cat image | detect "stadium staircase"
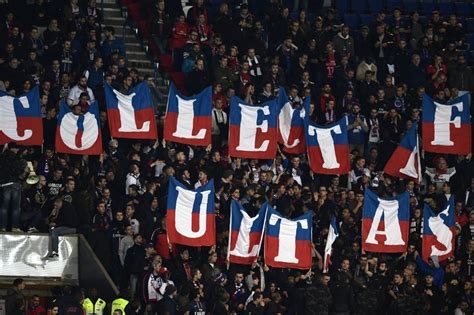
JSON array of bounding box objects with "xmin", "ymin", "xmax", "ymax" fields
[{"xmin": 102, "ymin": 0, "xmax": 170, "ymax": 114}]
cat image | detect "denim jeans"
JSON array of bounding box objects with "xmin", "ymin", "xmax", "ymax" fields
[
  {"xmin": 0, "ymin": 182, "xmax": 21, "ymax": 230},
  {"xmin": 129, "ymin": 274, "xmax": 139, "ymax": 299},
  {"xmin": 21, "ymin": 209, "xmax": 42, "ymax": 229},
  {"xmin": 50, "ymin": 226, "xmax": 76, "ymax": 252}
]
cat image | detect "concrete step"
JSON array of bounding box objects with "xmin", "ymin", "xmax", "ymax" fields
[
  {"xmin": 104, "ymin": 22, "xmax": 125, "ymax": 30},
  {"xmin": 102, "ymin": 8, "xmax": 122, "ymax": 18},
  {"xmin": 126, "ymin": 51, "xmax": 148, "ymax": 59},
  {"xmin": 104, "ymin": 16, "xmax": 126, "ymax": 22},
  {"xmin": 102, "ymin": 2, "xmax": 122, "ymax": 9},
  {"xmin": 101, "ymin": 0, "xmax": 169, "ymax": 88},
  {"xmin": 124, "ymin": 44, "xmax": 144, "ymax": 53},
  {"xmin": 128, "ymin": 59, "xmax": 153, "ymax": 67},
  {"xmin": 137, "ymin": 69, "xmax": 155, "ymax": 76}
]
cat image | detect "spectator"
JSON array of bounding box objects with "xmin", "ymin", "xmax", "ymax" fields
[
  {"xmin": 162, "ymin": 284, "xmax": 178, "ymax": 315},
  {"xmin": 101, "ymin": 26, "xmax": 126, "ymax": 59},
  {"xmin": 186, "ymin": 58, "xmax": 210, "ymax": 95},
  {"xmin": 67, "ymin": 75, "xmax": 95, "ymax": 106},
  {"xmin": 46, "ymin": 197, "xmax": 79, "ymax": 258},
  {"xmin": 333, "ymin": 25, "xmax": 355, "ymax": 58},
  {"xmin": 449, "ymin": 54, "xmax": 474, "ymax": 92},
  {"xmin": 0, "ymin": 2, "xmax": 473, "ymax": 314},
  {"xmin": 150, "ymin": 0, "xmax": 172, "ymax": 55},
  {"xmin": 124, "ymin": 233, "xmax": 145, "ymax": 299},
  {"xmin": 347, "ymin": 103, "xmax": 368, "ymax": 155},
  {"xmin": 5, "ymin": 278, "xmax": 26, "ymax": 315},
  {"xmin": 27, "ymin": 295, "xmax": 46, "ymax": 315}
]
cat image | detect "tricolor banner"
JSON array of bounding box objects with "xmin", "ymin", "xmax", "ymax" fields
[
  {"xmin": 422, "ymin": 196, "xmax": 455, "ymax": 263},
  {"xmin": 228, "ymin": 96, "xmax": 278, "ymax": 159},
  {"xmin": 277, "ymin": 88, "xmax": 306, "ymax": 154},
  {"xmin": 166, "ymin": 177, "xmax": 215, "ymax": 246},
  {"xmin": 0, "ymin": 86, "xmax": 43, "ymax": 145},
  {"xmin": 164, "ymin": 83, "xmax": 212, "ymax": 146},
  {"xmin": 362, "ymin": 189, "xmax": 409, "ymax": 253},
  {"xmin": 323, "ymin": 216, "xmax": 339, "ymax": 273},
  {"xmin": 384, "ymin": 122, "xmax": 422, "ymax": 183},
  {"xmin": 104, "ymin": 82, "xmax": 158, "ymax": 139},
  {"xmin": 305, "ymin": 117, "xmax": 350, "ymax": 174},
  {"xmin": 422, "ymin": 93, "xmax": 471, "ymax": 154},
  {"xmin": 264, "ymin": 207, "xmax": 312, "ymax": 269},
  {"xmin": 55, "ymin": 101, "xmax": 102, "ymax": 155},
  {"xmin": 227, "ymin": 200, "xmax": 267, "ymax": 265}
]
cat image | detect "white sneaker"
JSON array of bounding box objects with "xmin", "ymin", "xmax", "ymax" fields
[
  {"xmin": 27, "ymin": 227, "xmax": 39, "ymax": 233},
  {"xmin": 48, "ymin": 251, "xmax": 59, "ymax": 258}
]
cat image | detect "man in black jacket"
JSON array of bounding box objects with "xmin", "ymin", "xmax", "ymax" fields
[
  {"xmin": 5, "ymin": 278, "xmax": 26, "ymax": 315},
  {"xmin": 124, "ymin": 234, "xmax": 145, "ymax": 299},
  {"xmin": 185, "ymin": 58, "xmax": 210, "ymax": 95},
  {"xmin": 47, "ymin": 197, "xmax": 79, "ymax": 258},
  {"xmin": 304, "ymin": 274, "xmax": 332, "ymax": 315}
]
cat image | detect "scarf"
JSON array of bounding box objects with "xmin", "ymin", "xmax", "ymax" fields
[
  {"xmin": 147, "ymin": 273, "xmax": 163, "ymax": 302},
  {"xmin": 338, "ymin": 32, "xmax": 349, "ymax": 40},
  {"xmin": 369, "ymin": 118, "xmax": 379, "ymax": 142},
  {"xmin": 183, "ymin": 262, "xmax": 192, "ymax": 280},
  {"xmin": 248, "ymin": 56, "xmax": 262, "ymax": 77},
  {"xmin": 262, "ymin": 90, "xmax": 272, "ymax": 98},
  {"xmin": 325, "ymin": 109, "xmax": 335, "ymax": 124}
]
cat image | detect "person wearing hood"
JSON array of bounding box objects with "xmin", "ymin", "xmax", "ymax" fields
[
  {"xmin": 356, "ymin": 57, "xmax": 378, "ymax": 82},
  {"xmin": 332, "ymin": 25, "xmax": 355, "ymax": 59}
]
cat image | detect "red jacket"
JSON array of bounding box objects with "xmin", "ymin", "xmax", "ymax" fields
[{"xmin": 28, "ymin": 305, "xmax": 46, "ymax": 315}]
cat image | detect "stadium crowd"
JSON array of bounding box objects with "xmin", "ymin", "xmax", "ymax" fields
[{"xmin": 0, "ymin": 0, "xmax": 473, "ymax": 314}]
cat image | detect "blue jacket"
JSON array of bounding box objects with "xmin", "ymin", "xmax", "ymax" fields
[
  {"xmin": 85, "ymin": 66, "xmax": 104, "ymax": 89},
  {"xmin": 101, "ymin": 38, "xmax": 126, "ymax": 57},
  {"xmin": 347, "ymin": 114, "xmax": 367, "ymax": 145},
  {"xmin": 416, "ymin": 255, "xmax": 444, "ymax": 288}
]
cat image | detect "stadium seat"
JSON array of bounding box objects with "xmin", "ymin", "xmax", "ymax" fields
[
  {"xmin": 147, "ymin": 41, "xmax": 160, "ymax": 58},
  {"xmin": 438, "ymin": 2, "xmax": 455, "ymax": 15},
  {"xmin": 455, "ymin": 2, "xmax": 472, "ymax": 16},
  {"xmin": 335, "ymin": 0, "xmax": 350, "ymax": 14},
  {"xmin": 469, "ymin": 50, "xmax": 474, "ymax": 63},
  {"xmin": 159, "ymin": 54, "xmax": 173, "ymax": 73},
  {"xmin": 466, "ymin": 18, "xmax": 474, "ymax": 32},
  {"xmin": 418, "ymin": 15, "xmax": 428, "ymax": 26},
  {"xmin": 403, "ymin": 0, "xmax": 419, "ymax": 13},
  {"xmin": 136, "ymin": 20, "xmax": 149, "ymax": 39},
  {"xmin": 387, "ymin": 0, "xmax": 403, "ymax": 11},
  {"xmin": 169, "ymin": 72, "xmax": 187, "ymax": 94},
  {"xmin": 466, "ymin": 33, "xmax": 474, "ymax": 49},
  {"xmin": 344, "ymin": 14, "xmax": 360, "ymax": 29},
  {"xmin": 127, "ymin": 2, "xmax": 142, "ymax": 22},
  {"xmin": 351, "ymin": 0, "xmax": 368, "ymax": 14},
  {"xmin": 290, "ymin": 11, "xmax": 298, "ymax": 21},
  {"xmin": 360, "ymin": 14, "xmax": 375, "ymax": 27},
  {"xmin": 368, "ymin": 0, "xmax": 383, "ymax": 13},
  {"xmin": 420, "ymin": 2, "xmax": 435, "ymax": 16}
]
